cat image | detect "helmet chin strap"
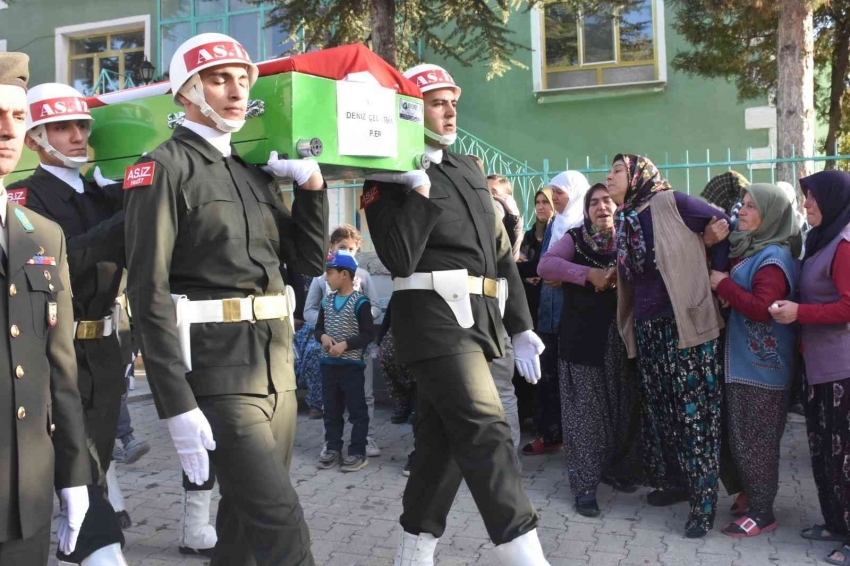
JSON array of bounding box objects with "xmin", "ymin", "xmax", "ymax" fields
[
  {"xmin": 425, "ymin": 128, "xmax": 457, "ymax": 147},
  {"xmin": 29, "ymin": 125, "xmax": 89, "ymax": 169},
  {"xmin": 180, "ymin": 76, "xmax": 245, "ymax": 134}
]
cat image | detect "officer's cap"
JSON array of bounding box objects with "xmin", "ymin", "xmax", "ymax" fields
[{"xmin": 0, "ymin": 52, "xmax": 30, "ymax": 91}]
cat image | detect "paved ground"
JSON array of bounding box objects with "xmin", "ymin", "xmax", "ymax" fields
[{"xmin": 47, "ymin": 378, "xmax": 841, "ymax": 566}]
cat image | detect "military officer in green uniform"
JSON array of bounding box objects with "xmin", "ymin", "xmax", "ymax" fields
[
  {"xmin": 124, "ymin": 33, "xmax": 327, "ymax": 566},
  {"xmin": 363, "ymin": 64, "xmax": 550, "ymax": 565},
  {"xmin": 0, "ymin": 52, "xmax": 91, "ymax": 565},
  {"xmin": 7, "ymin": 82, "xmax": 128, "ymax": 565}
]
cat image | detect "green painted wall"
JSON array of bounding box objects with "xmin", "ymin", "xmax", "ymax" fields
[
  {"xmin": 0, "ymin": 0, "xmax": 156, "ymax": 86},
  {"xmin": 426, "ymin": 3, "xmax": 771, "ymax": 191}
]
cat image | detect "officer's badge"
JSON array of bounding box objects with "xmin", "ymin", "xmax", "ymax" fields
[
  {"xmin": 360, "ymin": 185, "xmax": 379, "ymax": 209},
  {"xmin": 47, "ymin": 301, "xmax": 58, "ymax": 327},
  {"xmin": 123, "ymin": 162, "xmax": 156, "ymax": 189},
  {"xmin": 7, "ymin": 188, "xmax": 27, "ymax": 206}
]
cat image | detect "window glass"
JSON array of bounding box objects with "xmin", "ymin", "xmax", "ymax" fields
[
  {"xmin": 161, "ymin": 0, "xmax": 191, "ymax": 20},
  {"xmin": 229, "ymin": 0, "xmax": 260, "ymax": 10},
  {"xmin": 197, "ymin": 19, "xmax": 224, "ymax": 34},
  {"xmin": 70, "ymin": 58, "xmax": 94, "ymax": 95},
  {"xmin": 582, "ymin": 12, "xmax": 615, "ymax": 64},
  {"xmin": 544, "ymin": 4, "xmax": 578, "ymax": 68},
  {"xmin": 265, "ymin": 22, "xmax": 294, "ymax": 58},
  {"xmin": 161, "ymin": 22, "xmax": 192, "ymax": 72},
  {"xmin": 230, "ymin": 12, "xmax": 262, "ymax": 61},
  {"xmin": 111, "ymin": 31, "xmax": 145, "ymax": 50},
  {"xmin": 195, "ymin": 0, "xmax": 225, "ymax": 17},
  {"xmin": 71, "ymin": 36, "xmax": 106, "ymax": 56},
  {"xmin": 124, "ymin": 51, "xmax": 146, "ymax": 86},
  {"xmin": 619, "ymin": 0, "xmax": 653, "ymax": 62},
  {"xmin": 99, "ymin": 56, "xmax": 120, "ymax": 92}
]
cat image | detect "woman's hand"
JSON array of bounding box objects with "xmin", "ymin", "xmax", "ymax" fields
[
  {"xmin": 703, "ymin": 216, "xmax": 730, "ymax": 248},
  {"xmin": 587, "ymin": 268, "xmax": 610, "ymax": 292},
  {"xmin": 769, "ymin": 300, "xmax": 799, "ymax": 324},
  {"xmin": 525, "ymin": 277, "xmax": 541, "ymax": 286},
  {"xmin": 709, "ymin": 270, "xmax": 729, "ymax": 291}
]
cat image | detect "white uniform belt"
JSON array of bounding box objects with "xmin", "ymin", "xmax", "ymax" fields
[
  {"xmin": 184, "ymin": 295, "xmax": 290, "ymax": 324},
  {"xmin": 74, "ymin": 315, "xmax": 115, "ymax": 340},
  {"xmin": 393, "ymin": 272, "xmax": 500, "ymax": 298}
]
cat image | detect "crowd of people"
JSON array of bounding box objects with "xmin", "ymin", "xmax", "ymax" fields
[{"xmin": 2, "ymin": 25, "xmax": 850, "ymax": 566}]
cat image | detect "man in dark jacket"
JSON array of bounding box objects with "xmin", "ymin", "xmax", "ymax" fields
[{"xmin": 0, "ymin": 51, "xmax": 90, "ymax": 565}]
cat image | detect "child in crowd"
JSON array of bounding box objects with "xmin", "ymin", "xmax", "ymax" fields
[
  {"xmin": 302, "ymin": 224, "xmax": 383, "ymax": 457},
  {"xmin": 315, "ymin": 251, "xmax": 375, "ymax": 472}
]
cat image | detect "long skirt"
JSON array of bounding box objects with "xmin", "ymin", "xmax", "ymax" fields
[
  {"xmin": 636, "ymin": 317, "xmax": 722, "ymax": 532},
  {"xmin": 379, "ymin": 330, "xmax": 416, "ymax": 415},
  {"xmin": 726, "ymin": 383, "xmax": 788, "ymax": 518},
  {"xmin": 294, "ymin": 322, "xmax": 324, "ymax": 410},
  {"xmin": 805, "ymin": 376, "xmax": 850, "ymax": 537},
  {"xmin": 559, "ymin": 322, "xmax": 641, "ymax": 497}
]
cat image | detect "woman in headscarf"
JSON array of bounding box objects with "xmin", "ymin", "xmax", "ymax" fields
[
  {"xmin": 523, "ymin": 172, "xmax": 590, "ymax": 456},
  {"xmin": 538, "ymin": 184, "xmax": 640, "ymax": 517},
  {"xmin": 769, "ymin": 170, "xmax": 850, "ymax": 565},
  {"xmin": 707, "ymin": 184, "xmax": 800, "ymax": 538},
  {"xmin": 518, "ymin": 187, "xmax": 555, "ymax": 329},
  {"xmin": 703, "ymin": 170, "xmax": 750, "ymax": 219},
  {"xmin": 608, "ymin": 154, "xmax": 730, "ymax": 537}
]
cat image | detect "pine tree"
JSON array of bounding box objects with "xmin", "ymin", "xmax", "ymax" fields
[{"xmin": 263, "ymin": 0, "xmax": 544, "ymax": 79}]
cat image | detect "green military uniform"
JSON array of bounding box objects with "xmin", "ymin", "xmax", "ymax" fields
[
  {"xmin": 363, "ymin": 150, "xmax": 539, "ymax": 544},
  {"xmin": 0, "ymin": 199, "xmax": 90, "ymax": 561},
  {"xmin": 124, "ymin": 125, "xmax": 327, "ymax": 566}
]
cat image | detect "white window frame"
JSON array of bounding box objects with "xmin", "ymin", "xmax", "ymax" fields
[
  {"xmin": 0, "ymin": 2, "xmax": 8, "ymax": 10},
  {"xmin": 531, "ymin": 0, "xmax": 667, "ymax": 94},
  {"xmin": 0, "ymin": 40, "xmax": 7, "ymax": 52},
  {"xmin": 55, "ymin": 15, "xmax": 151, "ymax": 86}
]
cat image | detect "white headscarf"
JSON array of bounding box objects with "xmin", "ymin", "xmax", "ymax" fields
[{"xmin": 548, "ymin": 170, "xmax": 591, "ymax": 245}]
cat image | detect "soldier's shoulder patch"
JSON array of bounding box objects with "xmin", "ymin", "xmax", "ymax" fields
[
  {"xmin": 360, "ymin": 184, "xmax": 379, "ymax": 209},
  {"xmin": 123, "ymin": 162, "xmax": 157, "ymax": 190},
  {"xmin": 7, "ymin": 188, "xmax": 27, "ymax": 206}
]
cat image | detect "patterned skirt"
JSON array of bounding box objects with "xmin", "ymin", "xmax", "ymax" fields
[
  {"xmin": 294, "ymin": 322, "xmax": 324, "ymax": 410},
  {"xmin": 635, "ymin": 317, "xmax": 722, "ymax": 532},
  {"xmin": 559, "ymin": 322, "xmax": 641, "ymax": 497},
  {"xmin": 805, "ymin": 376, "xmax": 850, "ymax": 537}
]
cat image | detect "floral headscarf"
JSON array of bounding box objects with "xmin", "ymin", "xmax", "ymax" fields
[
  {"xmin": 613, "ymin": 154, "xmax": 672, "ymax": 279},
  {"xmin": 579, "ymin": 183, "xmax": 616, "ymax": 258}
]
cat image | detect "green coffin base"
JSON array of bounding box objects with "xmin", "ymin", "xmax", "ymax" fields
[{"xmin": 8, "ymin": 72, "xmax": 425, "ymax": 184}]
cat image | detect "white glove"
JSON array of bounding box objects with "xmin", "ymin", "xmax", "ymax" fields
[
  {"xmin": 366, "ymin": 170, "xmax": 431, "ymax": 191},
  {"xmin": 93, "ymin": 166, "xmax": 115, "ymax": 188},
  {"xmin": 166, "ymin": 408, "xmax": 216, "ymax": 486},
  {"xmin": 513, "ymin": 330, "xmax": 545, "ymax": 385},
  {"xmin": 262, "ymin": 151, "xmax": 321, "ymax": 186},
  {"xmin": 58, "ymin": 485, "xmax": 89, "ymax": 555}
]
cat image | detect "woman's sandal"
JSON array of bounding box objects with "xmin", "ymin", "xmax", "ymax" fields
[
  {"xmin": 730, "ymin": 493, "xmax": 749, "ymax": 517},
  {"xmin": 826, "ymin": 546, "xmax": 850, "ymax": 566},
  {"xmin": 801, "ymin": 524, "xmax": 845, "ymax": 542},
  {"xmin": 722, "ymin": 516, "xmax": 777, "ymax": 538}
]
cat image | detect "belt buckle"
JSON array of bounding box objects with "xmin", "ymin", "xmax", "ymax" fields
[
  {"xmin": 253, "ymin": 295, "xmax": 283, "ymax": 321},
  {"xmin": 221, "ymin": 297, "xmax": 245, "ymax": 323},
  {"xmin": 76, "ymin": 320, "xmax": 103, "ymax": 340},
  {"xmin": 483, "ymin": 278, "xmax": 498, "ymax": 298}
]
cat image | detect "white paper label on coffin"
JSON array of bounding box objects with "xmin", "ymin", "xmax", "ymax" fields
[{"xmin": 336, "ymin": 80, "xmax": 398, "ymax": 158}]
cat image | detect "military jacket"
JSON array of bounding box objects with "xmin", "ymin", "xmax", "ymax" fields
[
  {"xmin": 7, "ymin": 168, "xmax": 126, "ymax": 404},
  {"xmin": 124, "ymin": 126, "xmax": 328, "ymax": 419},
  {"xmin": 363, "ymin": 150, "xmax": 533, "ymax": 365},
  {"xmin": 0, "ymin": 202, "xmax": 89, "ymax": 541}
]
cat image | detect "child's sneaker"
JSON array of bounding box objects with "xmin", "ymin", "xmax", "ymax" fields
[
  {"xmin": 340, "ymin": 454, "xmax": 369, "ymax": 472},
  {"xmin": 317, "ymin": 449, "xmax": 340, "ymax": 469},
  {"xmin": 366, "ymin": 436, "xmax": 381, "ymax": 457}
]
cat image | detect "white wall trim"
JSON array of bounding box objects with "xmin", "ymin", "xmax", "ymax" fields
[
  {"xmin": 0, "ymin": 40, "xmax": 7, "ymax": 53},
  {"xmin": 530, "ymin": 0, "xmax": 667, "ymax": 92},
  {"xmin": 0, "ymin": 2, "xmax": 8, "ymax": 10},
  {"xmin": 54, "ymin": 14, "xmax": 151, "ymax": 85}
]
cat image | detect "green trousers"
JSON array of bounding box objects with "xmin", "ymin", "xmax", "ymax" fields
[{"xmin": 401, "ymin": 352, "xmax": 538, "ymax": 545}]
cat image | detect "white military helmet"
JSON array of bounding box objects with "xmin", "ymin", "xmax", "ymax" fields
[
  {"xmin": 402, "ymin": 63, "xmax": 461, "ymax": 147},
  {"xmin": 169, "ymin": 33, "xmax": 259, "ymax": 133},
  {"xmin": 25, "ymin": 83, "xmax": 92, "ymax": 169},
  {"xmin": 402, "ymin": 63, "xmax": 461, "ymax": 98}
]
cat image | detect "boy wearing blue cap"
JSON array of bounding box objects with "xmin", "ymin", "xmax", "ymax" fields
[{"xmin": 314, "ymin": 250, "xmax": 375, "ymax": 472}]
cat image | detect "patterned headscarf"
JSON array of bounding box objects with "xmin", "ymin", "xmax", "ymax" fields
[
  {"xmin": 579, "ymin": 184, "xmax": 617, "ymax": 259},
  {"xmin": 613, "ymin": 154, "xmax": 672, "ymax": 279},
  {"xmin": 702, "ymin": 171, "xmax": 749, "ymax": 217}
]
